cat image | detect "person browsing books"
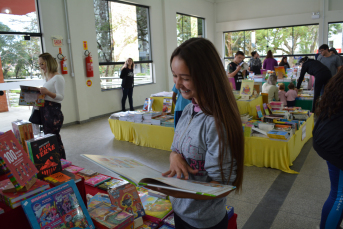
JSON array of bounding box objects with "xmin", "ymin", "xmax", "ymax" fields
[
  {"xmin": 172, "ymin": 84, "xmax": 191, "ymax": 128},
  {"xmin": 248, "ymin": 51, "xmax": 262, "ymax": 75},
  {"xmin": 279, "ymin": 56, "xmax": 290, "ymax": 71},
  {"xmin": 263, "ymin": 50, "xmax": 278, "ymax": 71},
  {"xmin": 228, "ymin": 51, "xmax": 246, "ymax": 90},
  {"xmin": 149, "ymin": 38, "xmax": 244, "ymax": 229},
  {"xmin": 297, "ymin": 57, "xmax": 332, "ymax": 112},
  {"xmin": 37, "ymin": 53, "xmax": 66, "ymax": 159},
  {"xmin": 278, "ymin": 83, "xmax": 287, "ymax": 106},
  {"xmin": 313, "ymin": 68, "xmax": 343, "ymax": 229},
  {"xmin": 285, "ymin": 82, "xmax": 297, "ymax": 107},
  {"xmin": 262, "ymin": 73, "xmax": 279, "ymax": 103},
  {"xmin": 120, "ymin": 58, "xmax": 134, "ymax": 111}
]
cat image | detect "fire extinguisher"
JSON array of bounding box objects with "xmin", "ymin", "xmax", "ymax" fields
[
  {"xmin": 57, "ymin": 53, "xmax": 68, "ymax": 74},
  {"xmin": 85, "ymin": 50, "xmax": 94, "ymax": 77}
]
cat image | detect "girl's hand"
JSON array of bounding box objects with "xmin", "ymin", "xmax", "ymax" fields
[
  {"xmin": 40, "ymin": 87, "xmax": 49, "ymax": 95},
  {"xmin": 162, "ymin": 152, "xmax": 198, "ymax": 180}
]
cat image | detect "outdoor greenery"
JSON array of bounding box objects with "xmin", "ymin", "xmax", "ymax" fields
[{"xmin": 176, "ymin": 14, "xmax": 204, "ymax": 46}]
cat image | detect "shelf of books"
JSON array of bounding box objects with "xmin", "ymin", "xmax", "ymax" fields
[{"xmin": 0, "ymin": 127, "xmax": 238, "ymax": 229}]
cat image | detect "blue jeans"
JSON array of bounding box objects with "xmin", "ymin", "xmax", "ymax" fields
[{"xmin": 320, "ymin": 161, "xmax": 343, "ymax": 229}]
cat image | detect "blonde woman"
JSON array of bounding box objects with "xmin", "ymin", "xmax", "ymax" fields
[
  {"xmin": 38, "ymin": 53, "xmax": 66, "ymax": 159},
  {"xmin": 120, "ymin": 58, "xmax": 134, "ymax": 111}
]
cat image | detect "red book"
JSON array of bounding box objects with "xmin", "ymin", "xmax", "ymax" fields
[{"xmin": 0, "ymin": 131, "xmax": 38, "ymax": 191}]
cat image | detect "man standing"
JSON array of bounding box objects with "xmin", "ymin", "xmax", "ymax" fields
[
  {"xmin": 318, "ymin": 44, "xmax": 342, "ymax": 77},
  {"xmin": 329, "ymin": 47, "xmax": 343, "ymax": 66}
]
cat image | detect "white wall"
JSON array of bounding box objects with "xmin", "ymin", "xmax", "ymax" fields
[
  {"xmin": 214, "ymin": 0, "xmax": 343, "ymax": 57},
  {"xmin": 38, "ymin": 0, "xmax": 215, "ymax": 124}
]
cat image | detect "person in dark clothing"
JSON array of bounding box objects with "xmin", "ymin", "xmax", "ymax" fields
[
  {"xmin": 313, "ymin": 67, "xmax": 343, "ymax": 229},
  {"xmin": 248, "ymin": 51, "xmax": 262, "ymax": 75},
  {"xmin": 120, "ymin": 58, "xmax": 134, "ymax": 111},
  {"xmin": 228, "ymin": 51, "xmax": 246, "ymax": 90},
  {"xmin": 279, "ymin": 56, "xmax": 290, "ymax": 70},
  {"xmin": 297, "ymin": 57, "xmax": 332, "ymax": 112}
]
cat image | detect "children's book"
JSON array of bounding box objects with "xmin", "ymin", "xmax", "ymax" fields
[
  {"xmin": 60, "ymin": 159, "xmax": 72, "ymax": 169},
  {"xmin": 64, "ymin": 165, "xmax": 84, "ymax": 174},
  {"xmin": 81, "ymin": 155, "xmax": 236, "ymax": 197},
  {"xmin": 148, "ymin": 189, "xmax": 168, "ymax": 200},
  {"xmin": 19, "ymin": 85, "xmax": 45, "ymax": 107},
  {"xmin": 0, "ymin": 131, "xmax": 38, "ymax": 191},
  {"xmin": 267, "ymin": 130, "xmax": 291, "ymax": 141},
  {"xmin": 11, "ymin": 120, "xmax": 34, "ymax": 153},
  {"xmin": 107, "ymin": 179, "xmax": 145, "ymax": 219},
  {"xmin": 25, "ymin": 134, "xmax": 62, "ymax": 179},
  {"xmin": 226, "ymin": 205, "xmax": 234, "ymax": 220},
  {"xmin": 77, "ymin": 172, "xmax": 98, "ymax": 181},
  {"xmin": 0, "ymin": 179, "xmax": 50, "ymax": 208},
  {"xmin": 162, "ymin": 98, "xmax": 172, "ymax": 113},
  {"xmin": 88, "ymin": 202, "xmax": 134, "ymax": 229},
  {"xmin": 21, "ymin": 180, "xmax": 95, "ymax": 229},
  {"xmin": 84, "ymin": 174, "xmax": 111, "ymax": 187},
  {"xmin": 43, "ymin": 170, "xmax": 82, "ymax": 186},
  {"xmin": 163, "ymin": 213, "xmax": 175, "ymax": 228},
  {"xmin": 140, "ymin": 194, "xmax": 173, "ymax": 224},
  {"xmin": 136, "ymin": 219, "xmax": 159, "ymax": 229},
  {"xmin": 78, "ymin": 169, "xmax": 97, "ymax": 177},
  {"xmin": 256, "ymin": 105, "xmax": 263, "ymax": 118},
  {"xmin": 88, "ymin": 193, "xmax": 112, "ymax": 208},
  {"xmin": 143, "ymin": 98, "xmax": 153, "ymax": 112},
  {"xmin": 263, "ymin": 103, "xmax": 270, "ymax": 115},
  {"xmin": 239, "ymin": 80, "xmax": 254, "ymax": 97},
  {"xmin": 97, "ymin": 178, "xmax": 123, "ymax": 191}
]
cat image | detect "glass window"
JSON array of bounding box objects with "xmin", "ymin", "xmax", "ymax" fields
[
  {"xmin": 94, "ymin": 0, "xmax": 153, "ymax": 89},
  {"xmin": 328, "ymin": 22, "xmax": 343, "ymax": 53},
  {"xmin": 224, "ymin": 24, "xmax": 319, "ymax": 60},
  {"xmin": 176, "ymin": 13, "xmax": 205, "ymax": 46}
]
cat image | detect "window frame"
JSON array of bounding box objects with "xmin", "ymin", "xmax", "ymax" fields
[
  {"xmin": 98, "ymin": 0, "xmax": 154, "ymax": 91},
  {"xmin": 223, "ymin": 23, "xmax": 319, "ymax": 60},
  {"xmin": 328, "ymin": 21, "xmax": 343, "ymax": 54},
  {"xmin": 176, "ymin": 12, "xmax": 205, "ymax": 46}
]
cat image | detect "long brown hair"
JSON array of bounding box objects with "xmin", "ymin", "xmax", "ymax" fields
[
  {"xmin": 170, "ymin": 38, "xmax": 244, "ymax": 192},
  {"xmin": 121, "ymin": 58, "xmax": 134, "ymax": 70},
  {"xmin": 266, "ymin": 50, "xmax": 273, "ymax": 59},
  {"xmin": 316, "ymin": 67, "xmax": 343, "ymax": 118}
]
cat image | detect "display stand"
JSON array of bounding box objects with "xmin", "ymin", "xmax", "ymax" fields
[
  {"xmin": 236, "ymin": 96, "xmax": 263, "ymax": 119},
  {"xmin": 150, "ymin": 96, "xmax": 175, "ymax": 113}
]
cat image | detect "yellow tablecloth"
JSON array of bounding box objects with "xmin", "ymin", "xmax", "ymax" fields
[
  {"xmin": 109, "ymin": 113, "xmax": 314, "ymax": 174},
  {"xmin": 150, "ymin": 97, "xmax": 175, "ymax": 113},
  {"xmin": 244, "ymin": 114, "xmax": 314, "ymax": 174},
  {"xmin": 108, "ymin": 119, "xmax": 174, "ymax": 151},
  {"xmin": 236, "ymin": 96, "xmax": 263, "ymax": 119}
]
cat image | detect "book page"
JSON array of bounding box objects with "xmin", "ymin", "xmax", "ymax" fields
[
  {"xmin": 81, "ymin": 155, "xmax": 164, "ymax": 185},
  {"xmin": 24, "ymin": 93, "xmax": 38, "ymax": 102}
]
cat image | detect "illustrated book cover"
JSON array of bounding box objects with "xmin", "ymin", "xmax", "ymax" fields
[
  {"xmin": 239, "ymin": 80, "xmax": 254, "ymax": 97},
  {"xmin": 61, "ymin": 159, "xmax": 72, "ymax": 169},
  {"xmin": 21, "ymin": 180, "xmax": 95, "ymax": 229},
  {"xmin": 140, "ymin": 193, "xmax": 173, "ymax": 224},
  {"xmin": 84, "ymin": 174, "xmax": 111, "ymax": 187},
  {"xmin": 64, "ymin": 165, "xmax": 84, "ymax": 174},
  {"xmin": 81, "ymin": 155, "xmax": 235, "ymax": 197},
  {"xmin": 256, "ymin": 105, "xmax": 263, "ymax": 118},
  {"xmin": 44, "ymin": 170, "xmax": 82, "ymax": 187},
  {"xmin": 19, "ymin": 85, "xmax": 45, "ymax": 107},
  {"xmin": 162, "ymin": 98, "xmax": 172, "ymax": 113}
]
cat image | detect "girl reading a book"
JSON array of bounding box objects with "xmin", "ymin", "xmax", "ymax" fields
[
  {"xmin": 149, "ymin": 38, "xmax": 244, "ymax": 229},
  {"xmin": 313, "ymin": 68, "xmax": 343, "ymax": 229},
  {"xmin": 37, "ymin": 53, "xmax": 66, "ymax": 159}
]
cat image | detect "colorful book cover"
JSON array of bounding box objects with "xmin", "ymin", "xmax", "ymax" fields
[
  {"xmin": 162, "ymin": 98, "xmax": 172, "ymax": 113},
  {"xmin": 61, "ymin": 159, "xmax": 72, "ymax": 169},
  {"xmin": 136, "ymin": 219, "xmax": 159, "ymax": 229},
  {"xmin": 263, "ymin": 103, "xmax": 270, "ymax": 116},
  {"xmin": 226, "ymin": 205, "xmax": 234, "ymax": 220},
  {"xmin": 76, "ymin": 173, "xmax": 98, "ymax": 181},
  {"xmin": 78, "ymin": 169, "xmax": 97, "ymax": 177},
  {"xmin": 239, "ymin": 80, "xmax": 254, "ymax": 96},
  {"xmin": 88, "ymin": 202, "xmax": 134, "ymax": 229},
  {"xmin": 143, "ymin": 98, "xmax": 153, "ymax": 112},
  {"xmin": 88, "ymin": 193, "xmax": 112, "ymax": 208},
  {"xmin": 11, "ymin": 120, "xmax": 34, "ymax": 153},
  {"xmin": 256, "ymin": 105, "xmax": 263, "ymax": 118},
  {"xmin": 25, "ymin": 134, "xmax": 62, "ymax": 179},
  {"xmin": 97, "ymin": 178, "xmax": 123, "ymax": 191},
  {"xmin": 107, "ymin": 180, "xmax": 146, "ymax": 219},
  {"xmin": 84, "ymin": 174, "xmax": 111, "ymax": 187},
  {"xmin": 43, "ymin": 170, "xmax": 82, "ymax": 187},
  {"xmin": 140, "ymin": 194, "xmax": 173, "ymax": 223},
  {"xmin": 163, "ymin": 213, "xmax": 175, "ymax": 228},
  {"xmin": 0, "ymin": 131, "xmax": 38, "ymax": 191},
  {"xmin": 19, "ymin": 85, "xmax": 45, "ymax": 107},
  {"xmin": 0, "ymin": 179, "xmax": 49, "ymax": 205},
  {"xmin": 21, "ymin": 180, "xmax": 95, "ymax": 229},
  {"xmin": 267, "ymin": 130, "xmax": 290, "ymax": 140},
  {"xmin": 64, "ymin": 165, "xmax": 84, "ymax": 174}
]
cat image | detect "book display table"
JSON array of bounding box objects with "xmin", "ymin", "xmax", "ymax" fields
[
  {"xmin": 295, "ymin": 98, "xmax": 313, "ymax": 111},
  {"xmin": 109, "ymin": 119, "xmax": 174, "ymax": 151},
  {"xmin": 236, "ymin": 96, "xmax": 263, "ymax": 119},
  {"xmin": 0, "ymin": 175, "xmax": 87, "ymax": 229},
  {"xmin": 244, "ymin": 114, "xmax": 314, "ymax": 174}
]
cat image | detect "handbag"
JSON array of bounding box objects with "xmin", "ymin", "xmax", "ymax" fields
[{"xmin": 29, "ymin": 109, "xmax": 43, "ymax": 125}]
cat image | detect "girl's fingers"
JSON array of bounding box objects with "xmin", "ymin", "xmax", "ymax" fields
[{"xmin": 162, "ymin": 170, "xmax": 171, "ymax": 176}]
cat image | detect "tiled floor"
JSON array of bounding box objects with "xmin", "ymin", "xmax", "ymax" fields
[{"xmin": 1, "ymin": 112, "xmax": 341, "ymax": 228}]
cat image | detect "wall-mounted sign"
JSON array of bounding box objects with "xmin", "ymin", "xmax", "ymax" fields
[
  {"xmin": 83, "ymin": 41, "xmax": 88, "ymax": 50},
  {"xmin": 86, "ymin": 79, "xmax": 92, "ymax": 87},
  {"xmin": 52, "ymin": 36, "xmax": 63, "ymax": 47}
]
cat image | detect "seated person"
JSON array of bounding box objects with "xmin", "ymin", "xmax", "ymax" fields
[{"xmin": 262, "ymin": 73, "xmax": 279, "ymax": 103}]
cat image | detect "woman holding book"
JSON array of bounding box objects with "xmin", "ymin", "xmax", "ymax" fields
[
  {"xmin": 313, "ymin": 68, "xmax": 343, "ymax": 229},
  {"xmin": 148, "ymin": 38, "xmax": 244, "ymax": 229},
  {"xmin": 37, "ymin": 53, "xmax": 66, "ymax": 159}
]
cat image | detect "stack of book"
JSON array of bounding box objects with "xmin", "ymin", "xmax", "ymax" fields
[
  {"xmin": 143, "ymin": 111, "xmax": 162, "ymax": 124},
  {"xmin": 267, "ymin": 130, "xmax": 291, "ymax": 141},
  {"xmin": 84, "ymin": 174, "xmax": 112, "ymax": 187},
  {"xmin": 109, "ymin": 111, "xmax": 129, "ymax": 120},
  {"xmin": 44, "ymin": 169, "xmax": 82, "ymax": 186},
  {"xmin": 64, "ymin": 165, "xmax": 84, "ymax": 174},
  {"xmin": 270, "ymin": 101, "xmax": 284, "ymax": 111},
  {"xmin": 151, "ymin": 115, "xmax": 173, "ymax": 126},
  {"xmin": 161, "ymin": 119, "xmax": 174, "ymax": 128},
  {"xmin": 61, "ymin": 159, "xmax": 72, "ymax": 169},
  {"xmin": 134, "ymin": 112, "xmax": 144, "ymax": 123}
]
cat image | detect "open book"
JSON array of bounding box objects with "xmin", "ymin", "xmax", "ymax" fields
[{"xmin": 81, "ymin": 154, "xmax": 235, "ymax": 197}]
